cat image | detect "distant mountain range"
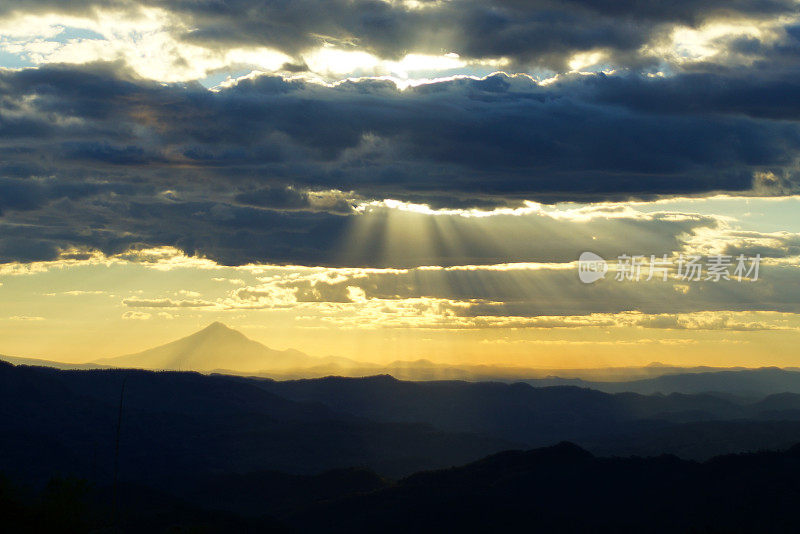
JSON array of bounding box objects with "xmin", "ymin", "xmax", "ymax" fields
[
  {"xmin": 255, "ymin": 374, "xmax": 800, "ymax": 449},
  {"xmin": 525, "ymin": 368, "xmax": 800, "ymax": 398},
  {"xmin": 4, "ymin": 322, "xmax": 800, "ymax": 397},
  {"xmin": 0, "ymin": 354, "xmax": 108, "ymax": 371}
]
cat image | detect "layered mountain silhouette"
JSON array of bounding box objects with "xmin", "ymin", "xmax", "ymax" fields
[
  {"xmin": 6, "ymin": 361, "xmax": 800, "ymax": 531},
  {"xmin": 255, "ymin": 374, "xmax": 800, "ymax": 450},
  {"xmin": 7, "ymin": 360, "xmax": 800, "ymax": 482}
]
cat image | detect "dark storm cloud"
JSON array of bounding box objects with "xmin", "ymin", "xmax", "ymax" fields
[
  {"xmin": 568, "ymin": 69, "xmax": 800, "ymax": 121},
  {"xmin": 2, "ymin": 64, "xmax": 799, "ymax": 201},
  {"xmin": 1, "ymin": 61, "xmax": 800, "ymax": 264},
  {"xmin": 1, "ymin": 1, "xmax": 797, "ymax": 70}
]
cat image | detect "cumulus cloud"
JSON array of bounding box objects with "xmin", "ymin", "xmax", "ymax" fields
[
  {"xmin": 0, "ymin": 0, "xmax": 797, "ymax": 77},
  {"xmin": 722, "ymin": 231, "xmax": 800, "ymax": 259}
]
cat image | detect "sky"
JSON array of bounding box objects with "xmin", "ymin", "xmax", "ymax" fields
[{"xmin": 1, "ymin": 0, "xmax": 800, "ymax": 368}]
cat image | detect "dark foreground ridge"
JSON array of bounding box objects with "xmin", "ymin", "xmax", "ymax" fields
[
  {"xmin": 293, "ymin": 441, "xmax": 800, "ymax": 533},
  {"xmin": 5, "ymin": 362, "xmax": 800, "ymax": 531},
  {"xmin": 5, "ymin": 442, "xmax": 800, "ymax": 533}
]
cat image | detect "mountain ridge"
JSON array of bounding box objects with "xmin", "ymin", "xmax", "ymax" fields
[{"xmin": 5, "ymin": 323, "xmax": 800, "ymax": 394}]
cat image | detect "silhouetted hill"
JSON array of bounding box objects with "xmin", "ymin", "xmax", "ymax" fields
[
  {"xmin": 291, "ymin": 442, "xmax": 800, "ymax": 533},
  {"xmin": 171, "ymin": 467, "xmax": 389, "ymax": 517},
  {"xmin": 9, "ymin": 443, "xmax": 800, "ymax": 533}
]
